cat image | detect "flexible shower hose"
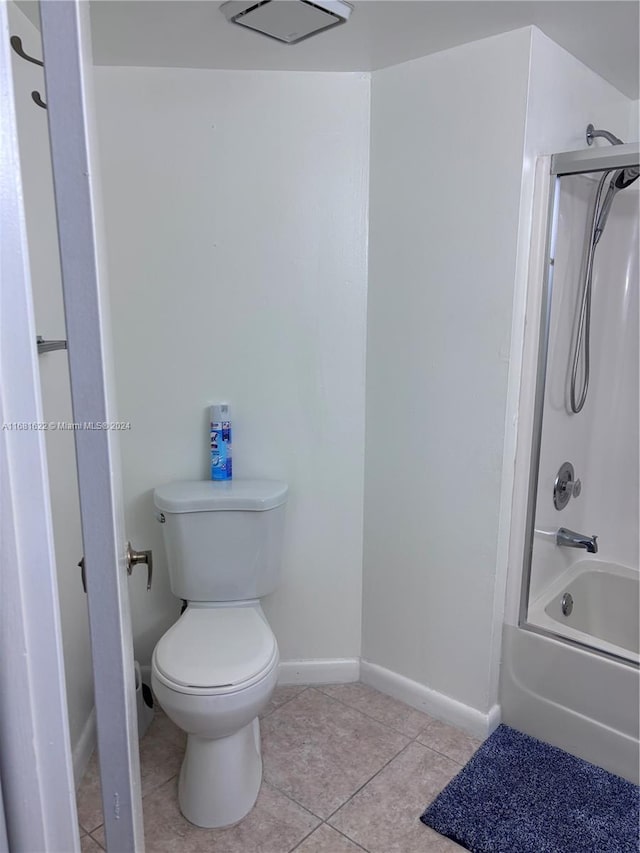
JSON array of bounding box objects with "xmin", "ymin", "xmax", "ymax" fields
[{"xmin": 569, "ymin": 171, "xmax": 612, "ymax": 413}]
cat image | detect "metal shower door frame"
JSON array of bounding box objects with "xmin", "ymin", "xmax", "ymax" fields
[{"xmin": 518, "ymin": 142, "xmax": 640, "ymax": 666}]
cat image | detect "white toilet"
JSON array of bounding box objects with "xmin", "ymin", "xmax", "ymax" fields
[{"xmin": 150, "ymin": 479, "xmax": 287, "ymax": 828}]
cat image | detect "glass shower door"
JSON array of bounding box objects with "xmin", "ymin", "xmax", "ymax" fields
[{"xmin": 520, "ymin": 153, "xmax": 639, "ymax": 666}]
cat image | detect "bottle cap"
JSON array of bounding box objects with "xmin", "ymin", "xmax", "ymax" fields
[{"xmin": 210, "ymin": 403, "xmax": 230, "ymax": 423}]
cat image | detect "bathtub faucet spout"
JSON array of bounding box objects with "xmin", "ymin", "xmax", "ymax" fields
[{"xmin": 556, "ymin": 527, "xmax": 598, "ymax": 554}]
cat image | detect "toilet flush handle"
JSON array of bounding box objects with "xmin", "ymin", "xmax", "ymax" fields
[{"xmin": 126, "ymin": 542, "xmax": 153, "ymax": 590}]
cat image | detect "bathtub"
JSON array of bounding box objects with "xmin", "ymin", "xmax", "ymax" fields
[
  {"xmin": 528, "ymin": 560, "xmax": 639, "ymax": 665},
  {"xmin": 500, "ymin": 560, "xmax": 639, "ymax": 784}
]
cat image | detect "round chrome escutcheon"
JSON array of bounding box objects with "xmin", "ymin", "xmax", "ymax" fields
[{"xmin": 554, "ymin": 461, "xmax": 575, "ymax": 510}]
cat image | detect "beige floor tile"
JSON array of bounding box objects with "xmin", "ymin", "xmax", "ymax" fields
[
  {"xmin": 261, "ymin": 688, "xmax": 409, "ymax": 819},
  {"xmin": 136, "ymin": 777, "xmax": 319, "ymax": 852},
  {"xmin": 76, "ymin": 753, "xmax": 103, "ymax": 833},
  {"xmin": 262, "ymin": 685, "xmax": 308, "ymax": 718},
  {"xmin": 294, "ymin": 824, "xmax": 366, "ymax": 851},
  {"xmin": 317, "ymin": 683, "xmax": 433, "ymax": 738},
  {"xmin": 80, "ymin": 832, "xmax": 104, "ymax": 852},
  {"xmin": 330, "ymin": 741, "xmax": 465, "ymax": 853},
  {"xmin": 415, "ymin": 718, "xmax": 482, "ymax": 766},
  {"xmin": 139, "ymin": 709, "xmax": 186, "ymax": 797}
]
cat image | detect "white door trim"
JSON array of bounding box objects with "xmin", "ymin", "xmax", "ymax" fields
[
  {"xmin": 0, "ymin": 2, "xmax": 79, "ymax": 848},
  {"xmin": 40, "ymin": 2, "xmax": 145, "ymax": 849}
]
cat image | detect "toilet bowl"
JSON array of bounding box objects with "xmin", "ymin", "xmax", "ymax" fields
[
  {"xmin": 151, "ymin": 603, "xmax": 279, "ymax": 827},
  {"xmin": 151, "ymin": 478, "xmax": 288, "ymax": 828}
]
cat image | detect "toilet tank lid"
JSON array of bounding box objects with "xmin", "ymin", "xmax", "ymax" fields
[{"xmin": 153, "ymin": 479, "xmax": 288, "ymax": 513}]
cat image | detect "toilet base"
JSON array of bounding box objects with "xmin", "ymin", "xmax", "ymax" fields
[{"xmin": 178, "ymin": 716, "xmax": 263, "ymax": 828}]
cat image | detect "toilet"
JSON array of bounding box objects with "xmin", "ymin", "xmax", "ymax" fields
[{"xmin": 150, "ymin": 479, "xmax": 287, "ymax": 828}]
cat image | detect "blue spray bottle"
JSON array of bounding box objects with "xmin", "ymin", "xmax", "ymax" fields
[{"xmin": 210, "ymin": 403, "xmax": 232, "ymax": 480}]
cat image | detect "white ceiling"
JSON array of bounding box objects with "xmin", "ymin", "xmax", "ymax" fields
[{"xmin": 16, "ymin": 1, "xmax": 640, "ymax": 98}]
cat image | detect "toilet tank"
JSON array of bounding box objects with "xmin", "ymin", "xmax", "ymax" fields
[{"xmin": 153, "ymin": 480, "xmax": 288, "ymax": 602}]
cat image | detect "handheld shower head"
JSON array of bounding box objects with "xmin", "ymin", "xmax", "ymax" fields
[{"xmin": 593, "ymin": 166, "xmax": 639, "ymax": 245}]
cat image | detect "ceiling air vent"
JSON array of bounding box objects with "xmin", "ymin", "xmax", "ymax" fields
[{"xmin": 220, "ymin": 0, "xmax": 353, "ymax": 44}]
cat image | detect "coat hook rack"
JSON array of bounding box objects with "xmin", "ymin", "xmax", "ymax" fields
[{"xmin": 10, "ymin": 35, "xmax": 47, "ymax": 110}]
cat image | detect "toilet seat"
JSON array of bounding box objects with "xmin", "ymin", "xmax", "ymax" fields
[{"xmin": 153, "ymin": 607, "xmax": 278, "ymax": 695}]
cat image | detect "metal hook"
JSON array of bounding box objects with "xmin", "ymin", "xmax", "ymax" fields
[
  {"xmin": 10, "ymin": 35, "xmax": 44, "ymax": 67},
  {"xmin": 31, "ymin": 91, "xmax": 47, "ymax": 110},
  {"xmin": 10, "ymin": 36, "xmax": 47, "ymax": 109}
]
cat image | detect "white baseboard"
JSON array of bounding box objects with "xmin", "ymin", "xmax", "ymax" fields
[
  {"xmin": 278, "ymin": 658, "xmax": 360, "ymax": 685},
  {"xmin": 122, "ymin": 659, "xmax": 501, "ymax": 743},
  {"xmin": 360, "ymin": 659, "xmax": 501, "ymax": 740},
  {"xmin": 72, "ymin": 708, "xmax": 96, "ymax": 789},
  {"xmin": 486, "ymin": 702, "xmax": 502, "ymax": 735}
]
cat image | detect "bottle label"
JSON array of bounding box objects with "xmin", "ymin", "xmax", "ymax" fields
[{"xmin": 210, "ymin": 421, "xmax": 232, "ymax": 480}]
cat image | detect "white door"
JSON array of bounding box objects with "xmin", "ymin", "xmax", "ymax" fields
[
  {"xmin": 39, "ymin": 2, "xmax": 145, "ymax": 850},
  {"xmin": 1, "ymin": 3, "xmax": 79, "ymax": 849}
]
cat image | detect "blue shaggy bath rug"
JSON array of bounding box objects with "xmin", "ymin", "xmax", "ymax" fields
[{"xmin": 420, "ymin": 724, "xmax": 639, "ymax": 853}]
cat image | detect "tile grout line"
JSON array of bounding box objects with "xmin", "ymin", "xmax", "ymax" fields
[
  {"xmin": 264, "ymin": 684, "xmax": 465, "ymax": 845},
  {"xmin": 263, "ymin": 691, "xmax": 414, "ymax": 828},
  {"xmin": 311, "ymin": 684, "xmax": 432, "ymax": 740},
  {"xmin": 87, "ymin": 829, "xmax": 105, "ymax": 850},
  {"xmin": 287, "ymin": 818, "xmax": 370, "ymax": 853},
  {"xmin": 310, "ymin": 681, "xmax": 468, "ymax": 778},
  {"xmin": 322, "ymin": 736, "xmax": 462, "ymax": 830},
  {"xmin": 327, "ymin": 823, "xmax": 370, "ymax": 851},
  {"xmin": 261, "ymin": 685, "xmax": 311, "ymax": 719},
  {"xmin": 407, "ymin": 724, "xmax": 466, "ymax": 762},
  {"xmin": 324, "ymin": 739, "xmax": 416, "ymax": 824},
  {"xmin": 313, "ymin": 682, "xmax": 482, "ymax": 760},
  {"xmin": 320, "ymin": 738, "xmax": 464, "ymax": 851},
  {"xmin": 310, "ymin": 684, "xmax": 467, "ymax": 769},
  {"xmin": 81, "ymin": 823, "xmax": 103, "ymax": 838},
  {"xmin": 83, "ymin": 683, "xmax": 467, "ymax": 851},
  {"xmin": 286, "ymin": 822, "xmax": 323, "ymax": 853},
  {"xmin": 264, "ymin": 779, "xmax": 326, "ymax": 826}
]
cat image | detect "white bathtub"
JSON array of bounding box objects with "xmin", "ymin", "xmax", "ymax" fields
[
  {"xmin": 528, "ymin": 560, "xmax": 639, "ymax": 664},
  {"xmin": 500, "ymin": 560, "xmax": 639, "ymax": 784}
]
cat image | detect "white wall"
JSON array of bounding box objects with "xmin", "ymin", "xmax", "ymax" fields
[
  {"xmin": 8, "ymin": 2, "xmax": 94, "ymax": 765},
  {"xmin": 502, "ymin": 28, "xmax": 637, "ymax": 625},
  {"xmin": 363, "ymin": 28, "xmax": 532, "ymax": 715},
  {"xmin": 93, "ymin": 68, "xmax": 370, "ymax": 666}
]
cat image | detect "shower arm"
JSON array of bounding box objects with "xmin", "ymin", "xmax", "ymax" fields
[{"xmin": 586, "ymin": 124, "xmax": 623, "ymax": 147}]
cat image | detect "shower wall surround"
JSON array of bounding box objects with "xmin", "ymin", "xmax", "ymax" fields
[
  {"xmin": 528, "ymin": 177, "xmax": 638, "ymax": 603},
  {"xmin": 503, "ymin": 28, "xmax": 637, "ymax": 627}
]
